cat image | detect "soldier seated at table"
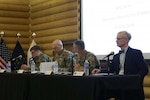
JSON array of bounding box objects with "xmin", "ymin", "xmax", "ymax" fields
[{"xmin": 21, "ymin": 45, "xmax": 51, "ymax": 71}]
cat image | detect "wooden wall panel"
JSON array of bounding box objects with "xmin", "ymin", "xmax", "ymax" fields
[
  {"xmin": 31, "ymin": 17, "xmax": 77, "ymax": 31},
  {"xmin": 3, "ymin": 37, "xmax": 29, "ymax": 44},
  {"xmin": 0, "ymin": 10, "xmax": 29, "ymax": 18},
  {"xmin": 30, "ymin": 0, "xmax": 75, "ymax": 11},
  {"xmin": 0, "ymin": 4, "xmax": 29, "ymax": 11},
  {"xmin": 30, "ymin": 0, "xmax": 80, "ymax": 58},
  {"xmin": 0, "ymin": 0, "xmax": 29, "ymax": 5},
  {"xmin": 0, "ymin": 0, "xmax": 30, "ymax": 55},
  {"xmin": 0, "ymin": 0, "xmax": 80, "ymax": 60},
  {"xmin": 0, "ymin": 17, "xmax": 29, "ymax": 25},
  {"xmin": 0, "ymin": 24, "xmax": 29, "ymax": 31},
  {"xmin": 35, "ymin": 25, "xmax": 78, "ymax": 37},
  {"xmin": 31, "ymin": 10, "xmax": 78, "ymax": 25},
  {"xmin": 35, "ymin": 33, "xmax": 78, "ymax": 44},
  {"xmin": 30, "ymin": 2, "xmax": 78, "ymax": 18},
  {"xmin": 30, "ymin": 0, "xmax": 50, "ymax": 6}
]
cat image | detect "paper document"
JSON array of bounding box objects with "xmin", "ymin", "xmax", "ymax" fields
[{"xmin": 39, "ymin": 62, "xmax": 55, "ymax": 73}]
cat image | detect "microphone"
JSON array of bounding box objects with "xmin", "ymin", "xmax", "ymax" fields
[
  {"xmin": 103, "ymin": 51, "xmax": 114, "ymax": 59},
  {"xmin": 72, "ymin": 53, "xmax": 78, "ymax": 58},
  {"xmin": 12, "ymin": 55, "xmax": 22, "ymax": 61},
  {"xmin": 71, "ymin": 53, "xmax": 78, "ymax": 75},
  {"xmin": 29, "ymin": 57, "xmax": 33, "ymax": 61}
]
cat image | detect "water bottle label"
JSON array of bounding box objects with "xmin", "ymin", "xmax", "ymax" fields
[
  {"xmin": 53, "ymin": 61, "xmax": 58, "ymax": 74},
  {"xmin": 84, "ymin": 65, "xmax": 89, "ymax": 75},
  {"xmin": 84, "ymin": 60, "xmax": 89, "ymax": 75},
  {"xmin": 6, "ymin": 61, "xmax": 11, "ymax": 72},
  {"xmin": 31, "ymin": 65, "xmax": 35, "ymax": 72}
]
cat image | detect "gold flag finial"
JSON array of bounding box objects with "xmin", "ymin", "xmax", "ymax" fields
[
  {"xmin": 32, "ymin": 32, "xmax": 36, "ymax": 39},
  {"xmin": 0, "ymin": 31, "xmax": 4, "ymax": 38},
  {"xmin": 17, "ymin": 33, "xmax": 21, "ymax": 38}
]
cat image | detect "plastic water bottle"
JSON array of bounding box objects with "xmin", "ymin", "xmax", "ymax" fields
[
  {"xmin": 84, "ymin": 60, "xmax": 89, "ymax": 75},
  {"xmin": 6, "ymin": 61, "xmax": 11, "ymax": 72},
  {"xmin": 30, "ymin": 60, "xmax": 35, "ymax": 72},
  {"xmin": 53, "ymin": 61, "xmax": 58, "ymax": 74}
]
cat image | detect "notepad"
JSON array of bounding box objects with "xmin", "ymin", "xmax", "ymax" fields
[{"xmin": 39, "ymin": 62, "xmax": 55, "ymax": 73}]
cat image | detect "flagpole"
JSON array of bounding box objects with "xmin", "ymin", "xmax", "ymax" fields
[
  {"xmin": 0, "ymin": 31, "xmax": 4, "ymax": 58},
  {"xmin": 0, "ymin": 31, "xmax": 4, "ymax": 59},
  {"xmin": 27, "ymin": 33, "xmax": 37, "ymax": 67}
]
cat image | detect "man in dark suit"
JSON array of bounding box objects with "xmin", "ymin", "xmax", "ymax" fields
[
  {"xmin": 110, "ymin": 31, "xmax": 148, "ymax": 77},
  {"xmin": 92, "ymin": 31, "xmax": 148, "ymax": 100}
]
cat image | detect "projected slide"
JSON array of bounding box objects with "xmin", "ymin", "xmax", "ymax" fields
[{"xmin": 81, "ymin": 0, "xmax": 150, "ymax": 59}]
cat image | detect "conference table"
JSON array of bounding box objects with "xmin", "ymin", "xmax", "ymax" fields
[{"xmin": 0, "ymin": 72, "xmax": 142, "ymax": 100}]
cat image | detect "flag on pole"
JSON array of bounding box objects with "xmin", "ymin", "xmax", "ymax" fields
[
  {"xmin": 27, "ymin": 39, "xmax": 36, "ymax": 67},
  {"xmin": 0, "ymin": 38, "xmax": 11, "ymax": 62},
  {"xmin": 11, "ymin": 40, "xmax": 27, "ymax": 70},
  {"xmin": 0, "ymin": 56, "xmax": 7, "ymax": 69}
]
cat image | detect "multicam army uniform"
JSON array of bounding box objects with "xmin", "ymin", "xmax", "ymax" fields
[
  {"xmin": 33, "ymin": 53, "xmax": 51, "ymax": 70},
  {"xmin": 76, "ymin": 50, "xmax": 100, "ymax": 72},
  {"xmin": 54, "ymin": 49, "xmax": 74, "ymax": 72}
]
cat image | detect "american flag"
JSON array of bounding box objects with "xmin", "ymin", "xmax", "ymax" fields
[{"xmin": 0, "ymin": 38, "xmax": 11, "ymax": 62}]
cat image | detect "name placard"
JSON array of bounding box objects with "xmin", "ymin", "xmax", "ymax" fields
[
  {"xmin": 73, "ymin": 71, "xmax": 84, "ymax": 76},
  {"xmin": 17, "ymin": 69, "xmax": 24, "ymax": 74}
]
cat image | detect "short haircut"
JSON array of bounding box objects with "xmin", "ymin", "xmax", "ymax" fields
[
  {"xmin": 30, "ymin": 45, "xmax": 41, "ymax": 51},
  {"xmin": 74, "ymin": 40, "xmax": 85, "ymax": 50},
  {"xmin": 118, "ymin": 31, "xmax": 132, "ymax": 41}
]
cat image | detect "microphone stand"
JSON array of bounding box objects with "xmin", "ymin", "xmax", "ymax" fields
[
  {"xmin": 71, "ymin": 54, "xmax": 77, "ymax": 75},
  {"xmin": 107, "ymin": 56, "xmax": 110, "ymax": 75},
  {"xmin": 71, "ymin": 56, "xmax": 74, "ymax": 75}
]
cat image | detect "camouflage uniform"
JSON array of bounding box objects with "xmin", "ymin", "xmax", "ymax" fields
[
  {"xmin": 33, "ymin": 53, "xmax": 51, "ymax": 70},
  {"xmin": 76, "ymin": 50, "xmax": 100, "ymax": 72},
  {"xmin": 54, "ymin": 49, "xmax": 74, "ymax": 72}
]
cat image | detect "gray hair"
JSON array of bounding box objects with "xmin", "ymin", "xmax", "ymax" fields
[{"xmin": 118, "ymin": 31, "xmax": 132, "ymax": 41}]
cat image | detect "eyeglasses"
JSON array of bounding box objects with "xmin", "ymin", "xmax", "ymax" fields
[
  {"xmin": 116, "ymin": 38, "xmax": 125, "ymax": 40},
  {"xmin": 52, "ymin": 46, "xmax": 60, "ymax": 50}
]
